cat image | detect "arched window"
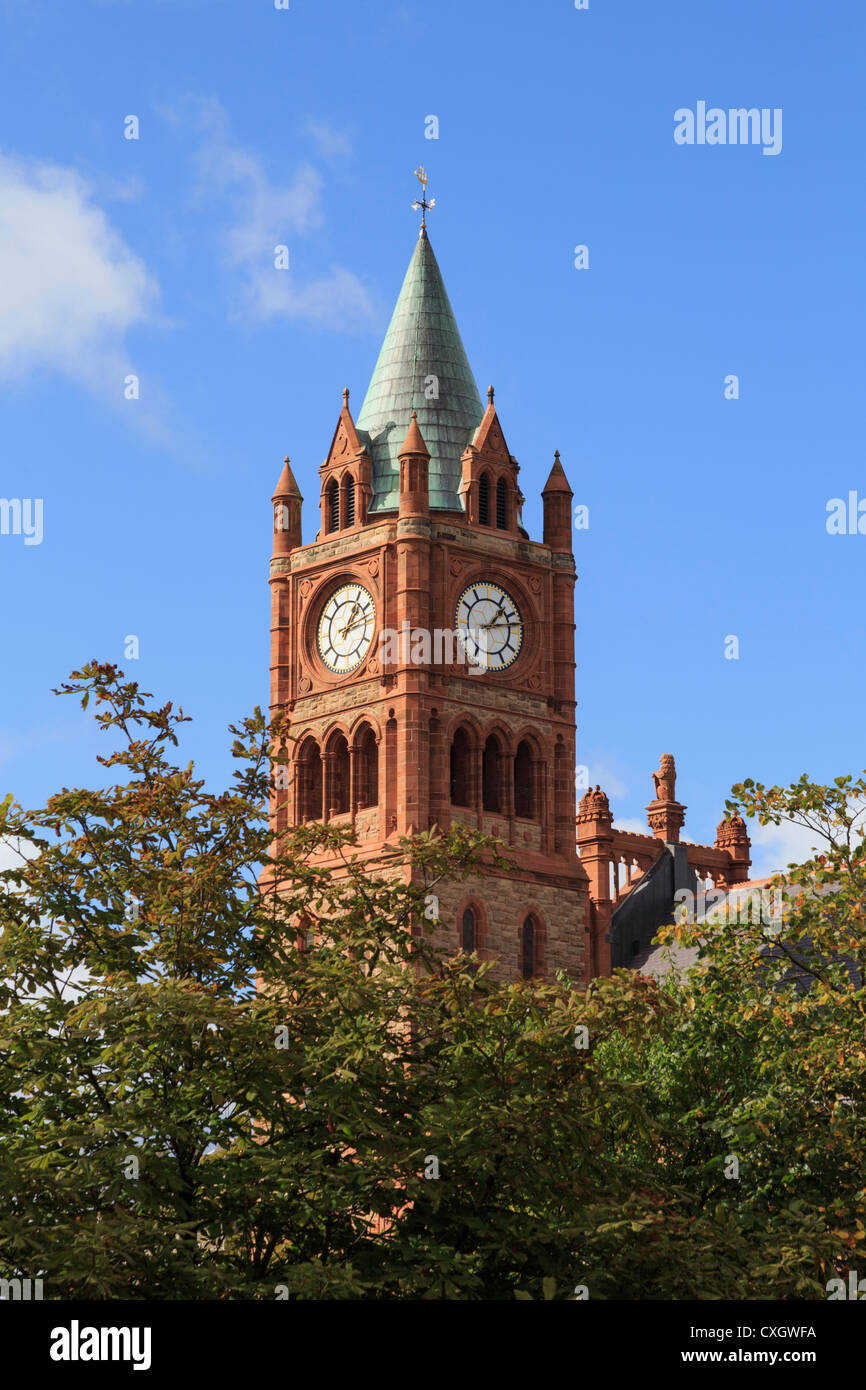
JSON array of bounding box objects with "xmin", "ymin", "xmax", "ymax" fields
[
  {"xmin": 496, "ymin": 476, "xmax": 508, "ymax": 530},
  {"xmin": 344, "ymin": 475, "xmax": 356, "ymax": 527},
  {"xmin": 298, "ymin": 739, "xmax": 322, "ymax": 823},
  {"xmin": 356, "ymin": 726, "xmax": 378, "ymax": 809},
  {"xmin": 326, "ymin": 480, "xmax": 339, "ymax": 533},
  {"xmin": 482, "ymin": 735, "xmax": 501, "ymax": 813},
  {"xmin": 450, "ymin": 727, "xmax": 472, "ymax": 807},
  {"xmin": 514, "ymin": 740, "xmax": 534, "ymax": 819},
  {"xmin": 520, "ymin": 916, "xmax": 536, "ymax": 980},
  {"xmin": 327, "ymin": 733, "xmax": 350, "ymax": 816},
  {"xmin": 461, "ymin": 907, "xmax": 476, "ymax": 953},
  {"xmin": 478, "ymin": 472, "xmax": 490, "ymax": 526},
  {"xmin": 296, "ymin": 915, "xmax": 315, "ymax": 953}
]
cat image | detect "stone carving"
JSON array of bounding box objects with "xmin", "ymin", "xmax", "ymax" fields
[
  {"xmin": 652, "ymin": 753, "xmax": 676, "ymax": 802},
  {"xmin": 716, "ymin": 814, "xmax": 748, "ymax": 849},
  {"xmin": 577, "ymin": 785, "xmax": 613, "ymax": 824}
]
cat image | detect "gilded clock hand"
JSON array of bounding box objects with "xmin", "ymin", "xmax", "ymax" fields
[{"xmin": 337, "ymin": 602, "xmax": 360, "ymax": 637}]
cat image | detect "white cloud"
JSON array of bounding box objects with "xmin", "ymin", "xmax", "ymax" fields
[
  {"xmin": 613, "ymin": 816, "xmax": 649, "ymax": 836},
  {"xmin": 747, "ymin": 818, "xmax": 830, "ymax": 880},
  {"xmin": 748, "ymin": 802, "xmax": 866, "ymax": 880},
  {"xmin": 186, "ymin": 100, "xmax": 376, "ymax": 329},
  {"xmin": 304, "ymin": 119, "xmax": 354, "ymax": 162},
  {"xmin": 580, "ymin": 757, "xmax": 629, "ymax": 800},
  {"xmin": 0, "ymin": 836, "xmax": 32, "ymax": 873},
  {"xmin": 0, "ymin": 151, "xmax": 157, "ymax": 388}
]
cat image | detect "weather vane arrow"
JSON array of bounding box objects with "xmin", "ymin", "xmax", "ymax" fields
[{"xmin": 411, "ymin": 165, "xmax": 436, "ymax": 230}]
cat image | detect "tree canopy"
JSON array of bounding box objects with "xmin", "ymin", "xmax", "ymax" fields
[{"xmin": 0, "ymin": 665, "xmax": 863, "ymax": 1299}]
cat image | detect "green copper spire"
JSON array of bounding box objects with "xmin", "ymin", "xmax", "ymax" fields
[{"xmin": 356, "ymin": 227, "xmax": 484, "ymax": 513}]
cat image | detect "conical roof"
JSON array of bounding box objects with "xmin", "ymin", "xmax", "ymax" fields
[
  {"xmin": 399, "ymin": 409, "xmax": 430, "ymax": 458},
  {"xmin": 356, "ymin": 228, "xmax": 484, "ymax": 512},
  {"xmin": 272, "ymin": 455, "xmax": 303, "ymax": 500},
  {"xmin": 542, "ymin": 451, "xmax": 572, "ymax": 496}
]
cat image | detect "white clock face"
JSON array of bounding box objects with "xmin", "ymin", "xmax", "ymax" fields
[
  {"xmin": 455, "ymin": 582, "xmax": 523, "ymax": 670},
  {"xmin": 317, "ymin": 583, "xmax": 376, "ymax": 674}
]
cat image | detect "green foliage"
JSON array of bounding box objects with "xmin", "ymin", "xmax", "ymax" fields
[{"xmin": 0, "ymin": 665, "xmax": 864, "ymax": 1298}]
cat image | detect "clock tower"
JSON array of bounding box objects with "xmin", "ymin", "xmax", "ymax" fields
[{"xmin": 269, "ymin": 213, "xmax": 590, "ymax": 983}]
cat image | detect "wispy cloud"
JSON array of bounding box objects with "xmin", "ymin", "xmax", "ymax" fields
[
  {"xmin": 614, "ymin": 817, "xmax": 650, "ymax": 836},
  {"xmin": 304, "ymin": 119, "xmax": 354, "ymax": 162},
  {"xmin": 179, "ymin": 99, "xmax": 375, "ymax": 330},
  {"xmin": 748, "ymin": 805, "xmax": 866, "ymax": 880},
  {"xmin": 0, "ymin": 150, "xmax": 157, "ymax": 391}
]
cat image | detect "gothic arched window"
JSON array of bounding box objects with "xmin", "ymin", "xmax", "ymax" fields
[
  {"xmin": 327, "ymin": 733, "xmax": 350, "ymax": 816},
  {"xmin": 478, "ymin": 473, "xmax": 490, "ymax": 526},
  {"xmin": 482, "ymin": 735, "xmax": 502, "ymax": 813},
  {"xmin": 344, "ymin": 475, "xmax": 356, "ymax": 527},
  {"xmin": 450, "ymin": 727, "xmax": 472, "ymax": 807},
  {"xmin": 356, "ymin": 725, "xmax": 378, "ymax": 809},
  {"xmin": 461, "ymin": 906, "xmax": 476, "ymax": 953},
  {"xmin": 326, "ymin": 480, "xmax": 339, "ymax": 533},
  {"xmin": 514, "ymin": 740, "xmax": 534, "ymax": 819},
  {"xmin": 496, "ymin": 476, "xmax": 508, "ymax": 530},
  {"xmin": 520, "ymin": 916, "xmax": 536, "ymax": 980},
  {"xmin": 298, "ymin": 739, "xmax": 322, "ymax": 823}
]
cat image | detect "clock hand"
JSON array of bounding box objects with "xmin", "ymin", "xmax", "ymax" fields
[{"xmin": 337, "ymin": 603, "xmax": 361, "ymax": 636}]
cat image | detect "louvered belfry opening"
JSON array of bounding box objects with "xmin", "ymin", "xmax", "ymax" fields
[
  {"xmin": 327, "ymin": 480, "xmax": 339, "ymax": 533},
  {"xmin": 344, "ymin": 476, "xmax": 355, "ymax": 527},
  {"xmin": 496, "ymin": 476, "xmax": 507, "ymax": 529},
  {"xmin": 478, "ymin": 472, "xmax": 490, "ymax": 525}
]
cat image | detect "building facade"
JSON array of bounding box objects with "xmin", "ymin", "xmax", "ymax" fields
[{"xmin": 268, "ymin": 223, "xmax": 752, "ymax": 983}]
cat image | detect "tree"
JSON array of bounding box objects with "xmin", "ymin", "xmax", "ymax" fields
[
  {"xmin": 1, "ymin": 666, "xmax": 861, "ymax": 1298},
  {"xmin": 0, "ymin": 663, "xmax": 649, "ymax": 1298},
  {"xmin": 596, "ymin": 772, "xmax": 866, "ymax": 1298}
]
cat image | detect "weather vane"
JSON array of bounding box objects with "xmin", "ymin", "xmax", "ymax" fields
[{"xmin": 411, "ymin": 166, "xmax": 435, "ymax": 230}]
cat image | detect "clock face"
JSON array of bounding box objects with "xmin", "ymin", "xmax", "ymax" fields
[
  {"xmin": 316, "ymin": 583, "xmax": 376, "ymax": 674},
  {"xmin": 455, "ymin": 582, "xmax": 524, "ymax": 671}
]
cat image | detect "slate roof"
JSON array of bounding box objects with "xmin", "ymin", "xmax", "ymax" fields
[{"xmin": 356, "ymin": 227, "xmax": 484, "ymax": 513}]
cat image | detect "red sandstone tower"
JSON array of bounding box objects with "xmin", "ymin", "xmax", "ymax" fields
[{"xmin": 268, "ymin": 219, "xmax": 590, "ymax": 982}]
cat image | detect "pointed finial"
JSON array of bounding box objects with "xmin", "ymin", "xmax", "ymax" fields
[
  {"xmin": 399, "ymin": 409, "xmax": 429, "ymax": 458},
  {"xmin": 284, "ymin": 454, "xmax": 290, "ymax": 465},
  {"xmin": 487, "ymin": 385, "xmax": 494, "ymax": 405},
  {"xmin": 554, "ymin": 449, "xmax": 560, "ymax": 461},
  {"xmin": 342, "ymin": 387, "xmax": 350, "ymax": 409},
  {"xmin": 411, "ymin": 166, "xmax": 436, "ymax": 232}
]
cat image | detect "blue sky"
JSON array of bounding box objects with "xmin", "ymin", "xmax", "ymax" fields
[{"xmin": 0, "ymin": 0, "xmax": 863, "ymax": 875}]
